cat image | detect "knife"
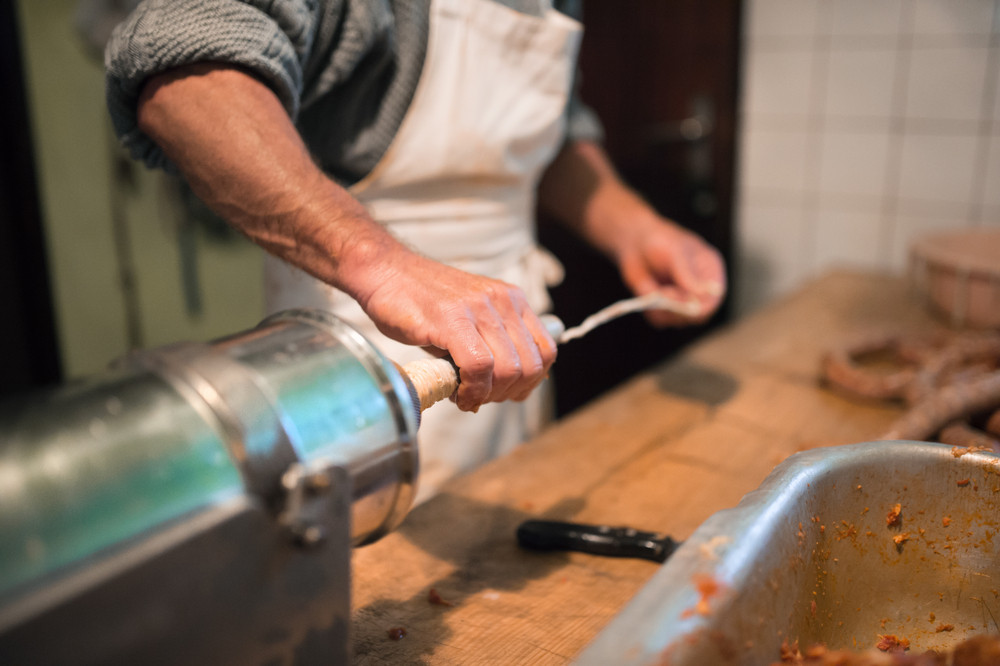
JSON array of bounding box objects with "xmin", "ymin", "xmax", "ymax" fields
[{"xmin": 516, "ymin": 519, "xmax": 680, "ymax": 564}]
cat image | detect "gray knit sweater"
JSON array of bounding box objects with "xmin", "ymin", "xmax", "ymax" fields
[{"xmin": 105, "ymin": 0, "xmax": 602, "ymax": 185}]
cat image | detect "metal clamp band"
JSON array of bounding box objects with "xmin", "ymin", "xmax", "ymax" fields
[{"xmin": 129, "ymin": 342, "xmax": 301, "ymax": 505}]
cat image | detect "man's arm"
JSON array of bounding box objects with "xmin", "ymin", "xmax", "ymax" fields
[
  {"xmin": 137, "ymin": 63, "xmax": 556, "ymax": 410},
  {"xmin": 537, "ymin": 139, "xmax": 726, "ymax": 326}
]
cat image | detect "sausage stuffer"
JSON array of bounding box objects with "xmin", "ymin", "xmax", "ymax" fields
[
  {"xmin": 0, "ymin": 294, "xmax": 695, "ymax": 664},
  {"xmin": 0, "ymin": 309, "xmax": 424, "ymax": 665}
]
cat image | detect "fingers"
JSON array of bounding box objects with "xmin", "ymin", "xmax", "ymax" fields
[
  {"xmin": 355, "ymin": 251, "xmax": 555, "ymax": 412},
  {"xmin": 683, "ymin": 242, "xmax": 726, "ymax": 322},
  {"xmin": 619, "ymin": 225, "xmax": 727, "ymax": 328},
  {"xmin": 511, "ymin": 307, "xmax": 557, "ymax": 401},
  {"xmin": 620, "ymin": 252, "xmax": 697, "ymax": 327},
  {"xmin": 443, "ymin": 283, "xmax": 557, "ymax": 412},
  {"xmin": 446, "ymin": 319, "xmax": 495, "ymax": 412}
]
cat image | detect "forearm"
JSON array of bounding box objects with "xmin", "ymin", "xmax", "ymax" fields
[
  {"xmin": 136, "ymin": 62, "xmax": 401, "ymax": 307},
  {"xmin": 537, "ymin": 139, "xmax": 661, "ymax": 262},
  {"xmin": 136, "ymin": 62, "xmax": 557, "ymax": 409},
  {"xmin": 537, "ymin": 138, "xmax": 725, "ymax": 325}
]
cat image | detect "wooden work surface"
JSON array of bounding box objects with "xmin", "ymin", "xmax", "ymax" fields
[{"xmin": 351, "ymin": 270, "xmax": 944, "ymax": 665}]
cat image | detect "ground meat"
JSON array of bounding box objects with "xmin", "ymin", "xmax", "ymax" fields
[
  {"xmin": 876, "ymin": 635, "xmax": 910, "ymax": 653},
  {"xmin": 428, "ymin": 588, "xmax": 454, "ymax": 607},
  {"xmin": 681, "ymin": 574, "xmax": 723, "ymax": 618}
]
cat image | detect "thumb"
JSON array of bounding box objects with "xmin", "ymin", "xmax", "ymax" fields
[{"xmin": 619, "ymin": 250, "xmax": 661, "ymax": 297}]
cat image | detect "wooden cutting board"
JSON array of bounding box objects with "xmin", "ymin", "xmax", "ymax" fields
[{"xmin": 350, "ymin": 269, "xmax": 944, "ymax": 665}]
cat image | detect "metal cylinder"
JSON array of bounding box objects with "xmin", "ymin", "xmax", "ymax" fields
[{"xmin": 0, "ymin": 309, "xmax": 419, "ymax": 598}]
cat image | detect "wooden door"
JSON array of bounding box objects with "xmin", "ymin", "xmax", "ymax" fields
[{"xmin": 540, "ymin": 0, "xmax": 742, "ymax": 415}]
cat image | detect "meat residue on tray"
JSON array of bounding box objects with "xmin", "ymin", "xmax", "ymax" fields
[
  {"xmin": 774, "ymin": 634, "xmax": 1000, "ymax": 664},
  {"xmin": 886, "ymin": 503, "xmax": 902, "ymax": 527},
  {"xmin": 681, "ymin": 573, "xmax": 723, "ymax": 618},
  {"xmin": 876, "ymin": 634, "xmax": 910, "ymax": 653},
  {"xmin": 951, "ymin": 446, "xmax": 992, "ymax": 458}
]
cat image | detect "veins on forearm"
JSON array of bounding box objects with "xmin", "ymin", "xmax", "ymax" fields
[{"xmin": 136, "ymin": 62, "xmax": 401, "ymax": 296}]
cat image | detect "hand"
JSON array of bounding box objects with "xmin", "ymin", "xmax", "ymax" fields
[
  {"xmin": 536, "ymin": 140, "xmax": 724, "ymax": 327},
  {"xmin": 351, "ymin": 245, "xmax": 558, "ymax": 413},
  {"xmin": 615, "ymin": 215, "xmax": 726, "ymax": 327}
]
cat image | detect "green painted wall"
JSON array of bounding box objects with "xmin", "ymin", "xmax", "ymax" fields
[{"xmin": 16, "ymin": 0, "xmax": 264, "ymax": 378}]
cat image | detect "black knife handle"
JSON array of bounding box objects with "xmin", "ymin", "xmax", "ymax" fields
[{"xmin": 516, "ymin": 520, "xmax": 678, "ymax": 563}]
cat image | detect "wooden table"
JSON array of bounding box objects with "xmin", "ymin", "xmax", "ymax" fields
[{"xmin": 351, "ymin": 270, "xmax": 943, "ymax": 664}]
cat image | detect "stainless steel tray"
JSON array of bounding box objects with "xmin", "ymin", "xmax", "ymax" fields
[{"xmin": 577, "ymin": 441, "xmax": 1000, "ymax": 664}]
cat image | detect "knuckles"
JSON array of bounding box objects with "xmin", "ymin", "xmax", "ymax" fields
[
  {"xmin": 492, "ymin": 359, "xmax": 524, "ymax": 386},
  {"xmin": 521, "ymin": 355, "xmax": 545, "ymax": 379}
]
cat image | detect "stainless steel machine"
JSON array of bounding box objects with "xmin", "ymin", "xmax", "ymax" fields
[{"xmin": 0, "ymin": 309, "xmax": 421, "ymax": 664}]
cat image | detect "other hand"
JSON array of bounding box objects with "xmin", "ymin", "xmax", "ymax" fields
[{"xmin": 615, "ymin": 215, "xmax": 726, "ymax": 327}]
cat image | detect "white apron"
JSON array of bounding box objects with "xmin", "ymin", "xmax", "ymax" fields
[{"xmin": 264, "ymin": 0, "xmax": 582, "ymax": 505}]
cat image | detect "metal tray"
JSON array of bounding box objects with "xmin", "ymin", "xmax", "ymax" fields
[{"xmin": 577, "ymin": 441, "xmax": 1000, "ymax": 664}]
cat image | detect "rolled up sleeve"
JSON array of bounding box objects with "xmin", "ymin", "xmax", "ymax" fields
[{"xmin": 105, "ymin": 0, "xmax": 316, "ymax": 169}]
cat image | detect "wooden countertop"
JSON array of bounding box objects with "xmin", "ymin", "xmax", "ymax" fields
[{"xmin": 351, "ymin": 270, "xmax": 943, "ymax": 664}]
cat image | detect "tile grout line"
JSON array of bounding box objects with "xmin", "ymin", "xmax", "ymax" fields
[
  {"xmin": 800, "ymin": 4, "xmax": 832, "ymax": 283},
  {"xmin": 876, "ymin": 3, "xmax": 915, "ymax": 268},
  {"xmin": 966, "ymin": 4, "xmax": 1000, "ymax": 226}
]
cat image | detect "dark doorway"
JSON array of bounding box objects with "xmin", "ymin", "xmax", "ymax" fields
[
  {"xmin": 540, "ymin": 0, "xmax": 742, "ymax": 416},
  {"xmin": 0, "ymin": 0, "xmax": 63, "ymax": 397}
]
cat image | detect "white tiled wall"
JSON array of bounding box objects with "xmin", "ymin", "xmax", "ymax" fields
[{"xmin": 736, "ymin": 0, "xmax": 1000, "ymax": 315}]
